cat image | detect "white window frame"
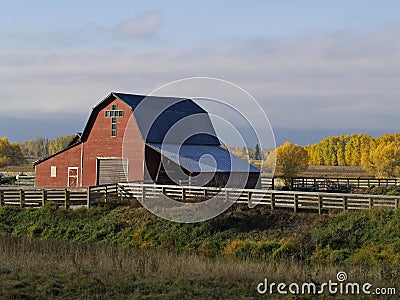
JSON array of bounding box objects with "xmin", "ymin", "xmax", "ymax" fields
[{"xmin": 50, "ymin": 166, "xmax": 57, "ymax": 177}]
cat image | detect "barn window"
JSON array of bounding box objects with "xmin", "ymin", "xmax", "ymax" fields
[
  {"xmin": 105, "ymin": 104, "xmax": 124, "ymax": 137},
  {"xmin": 111, "ymin": 117, "xmax": 117, "ymax": 137},
  {"xmin": 51, "ymin": 166, "xmax": 57, "ymax": 177}
]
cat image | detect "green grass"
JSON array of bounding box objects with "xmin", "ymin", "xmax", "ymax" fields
[
  {"xmin": 0, "ymin": 234, "xmax": 398, "ymax": 299},
  {"xmin": 0, "ymin": 201, "xmax": 399, "ymax": 298},
  {"xmin": 354, "ymin": 186, "xmax": 400, "ymax": 196},
  {"xmin": 1, "ymin": 201, "xmax": 400, "ymax": 266}
]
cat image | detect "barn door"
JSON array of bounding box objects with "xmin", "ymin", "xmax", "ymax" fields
[
  {"xmin": 97, "ymin": 158, "xmax": 128, "ymax": 185},
  {"xmin": 68, "ymin": 167, "xmax": 79, "ymax": 187}
]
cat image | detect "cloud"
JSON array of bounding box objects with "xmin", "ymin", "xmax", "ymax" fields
[
  {"xmin": 113, "ymin": 11, "xmax": 162, "ymax": 38},
  {"xmin": 1, "ymin": 22, "xmax": 400, "ymax": 137},
  {"xmin": 2, "ymin": 11, "xmax": 163, "ymax": 49}
]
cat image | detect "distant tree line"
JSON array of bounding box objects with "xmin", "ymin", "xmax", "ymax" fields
[
  {"xmin": 236, "ymin": 133, "xmax": 400, "ymax": 185},
  {"xmin": 2, "ymin": 133, "xmax": 400, "ymax": 179},
  {"xmin": 305, "ymin": 133, "xmax": 400, "ymax": 177},
  {"xmin": 0, "ymin": 135, "xmax": 75, "ymax": 167},
  {"xmin": 19, "ymin": 135, "xmax": 76, "ymax": 158},
  {"xmin": 228, "ymin": 144, "xmax": 270, "ymax": 160}
]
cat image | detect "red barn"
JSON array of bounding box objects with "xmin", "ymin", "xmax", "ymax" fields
[{"xmin": 34, "ymin": 92, "xmax": 260, "ymax": 188}]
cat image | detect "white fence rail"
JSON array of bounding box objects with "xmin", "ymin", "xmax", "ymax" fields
[
  {"xmin": 118, "ymin": 183, "xmax": 400, "ymax": 214},
  {"xmin": 0, "ymin": 184, "xmax": 118, "ymax": 208},
  {"xmin": 0, "ymin": 182, "xmax": 399, "ymax": 214}
]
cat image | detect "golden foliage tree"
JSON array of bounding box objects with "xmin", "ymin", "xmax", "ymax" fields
[
  {"xmin": 306, "ymin": 134, "xmax": 373, "ymax": 167},
  {"xmin": 265, "ymin": 142, "xmax": 308, "ymax": 187},
  {"xmin": 19, "ymin": 135, "xmax": 75, "ymax": 157},
  {"xmin": 305, "ymin": 133, "xmax": 400, "ymax": 177},
  {"xmin": 0, "ymin": 137, "xmax": 26, "ymax": 167},
  {"xmin": 363, "ymin": 141, "xmax": 400, "ymax": 178}
]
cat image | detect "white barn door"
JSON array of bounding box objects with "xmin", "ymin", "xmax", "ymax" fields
[{"xmin": 97, "ymin": 158, "xmax": 128, "ymax": 185}]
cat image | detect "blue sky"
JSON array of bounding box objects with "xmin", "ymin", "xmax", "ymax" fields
[{"xmin": 1, "ymin": 1, "xmax": 400, "ymax": 145}]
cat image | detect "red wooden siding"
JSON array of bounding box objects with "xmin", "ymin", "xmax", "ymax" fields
[
  {"xmin": 35, "ymin": 144, "xmax": 82, "ymax": 187},
  {"xmin": 35, "ymin": 97, "xmax": 145, "ymax": 187}
]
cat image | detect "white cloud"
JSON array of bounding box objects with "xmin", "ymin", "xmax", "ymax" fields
[
  {"xmin": 113, "ymin": 11, "xmax": 162, "ymax": 38},
  {"xmin": 1, "ymin": 23, "xmax": 400, "ymax": 134}
]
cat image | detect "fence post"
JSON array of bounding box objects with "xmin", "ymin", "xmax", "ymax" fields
[
  {"xmin": 42, "ymin": 189, "xmax": 47, "ymax": 207},
  {"xmin": 343, "ymin": 196, "xmax": 348, "ymax": 212},
  {"xmin": 20, "ymin": 189, "xmax": 25, "ymax": 208},
  {"xmin": 293, "ymin": 193, "xmax": 298, "ymax": 213},
  {"xmin": 64, "ymin": 189, "xmax": 69, "ymax": 209},
  {"xmin": 368, "ymin": 197, "xmax": 373, "ymax": 210},
  {"xmin": 318, "ymin": 194, "xmax": 323, "ymax": 214},
  {"xmin": 87, "ymin": 187, "xmax": 91, "ymax": 208},
  {"xmin": 119, "ymin": 184, "xmax": 124, "ymax": 201},
  {"xmin": 0, "ymin": 190, "xmax": 3, "ymax": 206},
  {"xmin": 105, "ymin": 185, "xmax": 108, "ymax": 203},
  {"xmin": 271, "ymin": 192, "xmax": 275, "ymax": 210},
  {"xmin": 203, "ymin": 188, "xmax": 207, "ymax": 198},
  {"xmin": 182, "ymin": 188, "xmax": 186, "ymax": 202},
  {"xmin": 395, "ymin": 198, "xmax": 399, "ymax": 210},
  {"xmin": 141, "ymin": 185, "xmax": 145, "ymax": 202},
  {"xmin": 247, "ymin": 191, "xmax": 251, "ymax": 206}
]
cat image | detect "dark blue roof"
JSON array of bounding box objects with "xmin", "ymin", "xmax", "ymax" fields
[
  {"xmin": 148, "ymin": 143, "xmax": 260, "ymax": 173},
  {"xmin": 114, "ymin": 92, "xmax": 220, "ymax": 145}
]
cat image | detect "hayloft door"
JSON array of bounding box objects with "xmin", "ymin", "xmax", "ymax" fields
[{"xmin": 68, "ymin": 167, "xmax": 79, "ymax": 187}]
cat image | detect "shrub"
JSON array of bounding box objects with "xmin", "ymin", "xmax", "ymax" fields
[
  {"xmin": 272, "ymin": 237, "xmax": 302, "ymax": 260},
  {"xmin": 28, "ymin": 224, "xmax": 43, "ymax": 238}
]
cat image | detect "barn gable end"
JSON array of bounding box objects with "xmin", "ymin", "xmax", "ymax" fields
[{"xmin": 35, "ymin": 94, "xmax": 145, "ymax": 187}]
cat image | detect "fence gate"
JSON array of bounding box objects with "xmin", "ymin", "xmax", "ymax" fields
[{"xmin": 97, "ymin": 158, "xmax": 128, "ymax": 185}]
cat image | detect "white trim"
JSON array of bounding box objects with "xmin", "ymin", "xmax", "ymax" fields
[
  {"xmin": 50, "ymin": 166, "xmax": 57, "ymax": 177},
  {"xmin": 68, "ymin": 167, "xmax": 79, "ymax": 187},
  {"xmin": 80, "ymin": 143, "xmax": 84, "ymax": 186}
]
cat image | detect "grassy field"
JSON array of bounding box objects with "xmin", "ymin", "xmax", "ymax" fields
[
  {"xmin": 0, "ymin": 234, "xmax": 398, "ymax": 299},
  {"xmin": 300, "ymin": 165, "xmax": 373, "ymax": 178},
  {"xmin": 0, "ymin": 201, "xmax": 399, "ymax": 298}
]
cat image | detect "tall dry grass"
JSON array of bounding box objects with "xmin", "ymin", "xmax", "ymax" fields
[{"xmin": 0, "ymin": 234, "xmax": 398, "ymax": 299}]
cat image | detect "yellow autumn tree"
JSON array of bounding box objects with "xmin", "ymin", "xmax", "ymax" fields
[
  {"xmin": 0, "ymin": 137, "xmax": 26, "ymax": 167},
  {"xmin": 364, "ymin": 142, "xmax": 400, "ymax": 178},
  {"xmin": 265, "ymin": 142, "xmax": 308, "ymax": 187}
]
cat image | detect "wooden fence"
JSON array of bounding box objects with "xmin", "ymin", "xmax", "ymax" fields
[
  {"xmin": 118, "ymin": 183, "xmax": 400, "ymax": 214},
  {"xmin": 0, "ymin": 184, "xmax": 118, "ymax": 208},
  {"xmin": 16, "ymin": 175, "xmax": 35, "ymax": 187},
  {"xmin": 291, "ymin": 177, "xmax": 399, "ymax": 190},
  {"xmin": 0, "ymin": 183, "xmax": 399, "ymax": 214}
]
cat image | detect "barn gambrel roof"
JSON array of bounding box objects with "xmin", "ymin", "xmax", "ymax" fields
[
  {"xmin": 112, "ymin": 93, "xmax": 259, "ymax": 174},
  {"xmin": 148, "ymin": 143, "xmax": 260, "ymax": 173},
  {"xmin": 113, "ymin": 92, "xmax": 220, "ymax": 145}
]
